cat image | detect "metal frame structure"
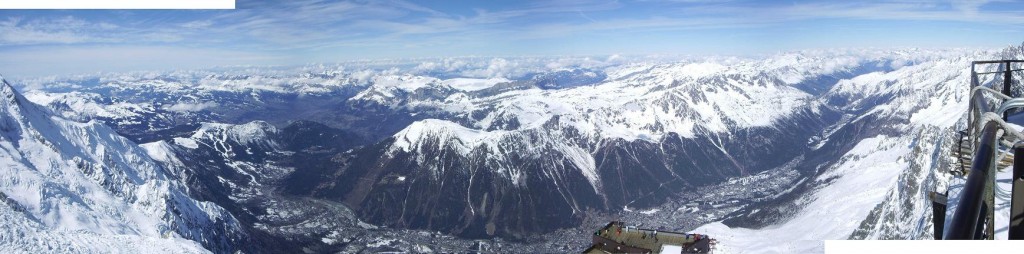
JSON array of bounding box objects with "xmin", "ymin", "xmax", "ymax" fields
[{"xmin": 935, "ymin": 60, "xmax": 1024, "ymax": 240}]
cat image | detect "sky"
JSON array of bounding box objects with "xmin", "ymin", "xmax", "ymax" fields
[{"xmin": 0, "ymin": 0, "xmax": 1023, "ymax": 78}]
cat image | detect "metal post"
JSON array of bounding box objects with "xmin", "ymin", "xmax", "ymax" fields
[
  {"xmin": 1005, "ymin": 61, "xmax": 1013, "ymax": 96},
  {"xmin": 931, "ymin": 191, "xmax": 948, "ymax": 240},
  {"xmin": 1005, "ymin": 61, "xmax": 1013, "ymax": 120},
  {"xmin": 1011, "ymin": 146, "xmax": 1024, "ymax": 239},
  {"xmin": 970, "ymin": 63, "xmax": 978, "ymax": 137},
  {"xmin": 972, "ymin": 63, "xmax": 976, "ymax": 88},
  {"xmin": 946, "ymin": 121, "xmax": 1001, "ymax": 239}
]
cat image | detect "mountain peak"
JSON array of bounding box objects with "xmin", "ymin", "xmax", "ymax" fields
[
  {"xmin": 390, "ymin": 119, "xmax": 500, "ymax": 154},
  {"xmin": 1, "ymin": 73, "xmax": 15, "ymax": 100}
]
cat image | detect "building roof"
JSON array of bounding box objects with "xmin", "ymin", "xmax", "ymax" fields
[{"xmin": 584, "ymin": 221, "xmax": 714, "ymax": 254}]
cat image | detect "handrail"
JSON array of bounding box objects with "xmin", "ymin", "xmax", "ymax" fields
[
  {"xmin": 943, "ymin": 59, "xmax": 1024, "ymax": 240},
  {"xmin": 945, "ymin": 120, "xmax": 1000, "ymax": 239},
  {"xmin": 974, "ymin": 60, "xmax": 1024, "ymax": 64},
  {"xmin": 975, "ymin": 69, "xmax": 1024, "ymax": 75}
]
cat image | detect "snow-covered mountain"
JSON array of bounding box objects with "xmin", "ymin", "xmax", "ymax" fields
[
  {"xmin": 9, "ymin": 46, "xmax": 1020, "ymax": 252},
  {"xmin": 277, "ymin": 49, "xmax": 984, "ymax": 239},
  {"xmin": 0, "ymin": 75, "xmax": 254, "ymax": 253},
  {"xmin": 694, "ymin": 46, "xmax": 1024, "ymax": 252}
]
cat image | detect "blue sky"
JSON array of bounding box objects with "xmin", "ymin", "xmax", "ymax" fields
[{"xmin": 0, "ymin": 0, "xmax": 1022, "ymax": 78}]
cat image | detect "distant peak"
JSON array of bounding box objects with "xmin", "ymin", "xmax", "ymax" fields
[
  {"xmin": 1, "ymin": 73, "xmax": 19, "ymax": 101},
  {"xmin": 0, "ymin": 73, "xmax": 9, "ymax": 88}
]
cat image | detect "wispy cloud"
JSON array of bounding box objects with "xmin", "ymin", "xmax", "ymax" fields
[
  {"xmin": 0, "ymin": 15, "xmax": 208, "ymax": 46},
  {"xmin": 6, "ymin": 0, "xmax": 1018, "ymax": 49},
  {"xmin": 8, "ymin": 1, "xmax": 1024, "ymax": 43},
  {"xmin": 0, "ymin": 45, "xmax": 286, "ymax": 77},
  {"xmin": 180, "ymin": 20, "xmax": 213, "ymax": 29},
  {"xmin": 773, "ymin": 0, "xmax": 1024, "ymax": 24},
  {"xmin": 0, "ymin": 0, "xmax": 1021, "ymax": 77},
  {"xmin": 0, "ymin": 16, "xmax": 113, "ymax": 45}
]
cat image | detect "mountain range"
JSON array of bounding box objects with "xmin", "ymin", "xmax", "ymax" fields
[{"xmin": 4, "ymin": 44, "xmax": 1023, "ymax": 253}]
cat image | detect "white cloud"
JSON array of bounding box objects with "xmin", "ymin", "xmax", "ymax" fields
[
  {"xmin": 407, "ymin": 56, "xmax": 628, "ymax": 79},
  {"xmin": 775, "ymin": 1, "xmax": 1024, "ymax": 24},
  {"xmin": 0, "ymin": 17, "xmax": 95, "ymax": 45},
  {"xmin": 951, "ymin": 0, "xmax": 995, "ymax": 16},
  {"xmin": 0, "ymin": 45, "xmax": 286, "ymax": 78},
  {"xmin": 180, "ymin": 20, "xmax": 213, "ymax": 29},
  {"xmin": 0, "ymin": 16, "xmax": 175, "ymax": 46}
]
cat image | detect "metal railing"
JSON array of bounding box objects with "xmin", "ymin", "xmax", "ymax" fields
[
  {"xmin": 940, "ymin": 60, "xmax": 1024, "ymax": 240},
  {"xmin": 946, "ymin": 120, "xmax": 999, "ymax": 239}
]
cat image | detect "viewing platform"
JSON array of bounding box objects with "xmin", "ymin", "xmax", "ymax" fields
[{"xmin": 583, "ymin": 221, "xmax": 715, "ymax": 254}]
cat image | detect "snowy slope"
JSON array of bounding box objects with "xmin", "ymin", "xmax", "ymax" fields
[
  {"xmin": 0, "ymin": 198, "xmax": 209, "ymax": 254},
  {"xmin": 22, "ymin": 91, "xmax": 149, "ymax": 122},
  {"xmin": 690, "ymin": 47, "xmax": 1004, "ymax": 252},
  {"xmin": 696, "ymin": 135, "xmax": 912, "ymax": 253},
  {"xmin": 152, "ymin": 121, "xmax": 292, "ymax": 202},
  {"xmin": 0, "ymin": 76, "xmax": 243, "ymax": 253}
]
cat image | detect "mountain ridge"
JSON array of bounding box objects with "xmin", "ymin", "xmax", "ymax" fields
[{"xmin": 0, "ymin": 75, "xmax": 247, "ymax": 253}]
